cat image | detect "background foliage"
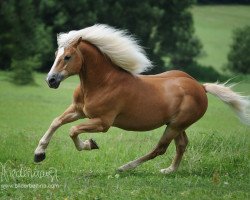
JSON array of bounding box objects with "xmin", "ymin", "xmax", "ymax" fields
[
  {"xmin": 0, "ymin": 0, "xmax": 249, "ymax": 84},
  {"xmin": 227, "ymin": 26, "xmax": 250, "ymax": 74},
  {"xmin": 0, "ymin": 0, "xmax": 205, "ymax": 84}
]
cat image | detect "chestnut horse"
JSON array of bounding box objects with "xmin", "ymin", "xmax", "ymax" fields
[{"xmin": 34, "ymin": 24, "xmax": 250, "ymax": 173}]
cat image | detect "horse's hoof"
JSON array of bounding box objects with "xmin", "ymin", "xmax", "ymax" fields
[
  {"xmin": 89, "ymin": 139, "xmax": 99, "ymax": 149},
  {"xmin": 34, "ymin": 153, "xmax": 46, "ymax": 163}
]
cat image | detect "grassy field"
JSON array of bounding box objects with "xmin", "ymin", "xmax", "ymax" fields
[
  {"xmin": 192, "ymin": 5, "xmax": 250, "ymax": 72},
  {"xmin": 0, "ymin": 5, "xmax": 250, "ymax": 199},
  {"xmin": 0, "ymin": 72, "xmax": 249, "ymax": 199}
]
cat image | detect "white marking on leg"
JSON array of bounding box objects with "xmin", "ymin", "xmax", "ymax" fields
[
  {"xmin": 70, "ymin": 136, "xmax": 93, "ymax": 151},
  {"xmin": 34, "ymin": 105, "xmax": 81, "ymax": 159},
  {"xmin": 34, "ymin": 118, "xmax": 61, "ymax": 155},
  {"xmin": 160, "ymin": 132, "xmax": 188, "ymax": 174},
  {"xmin": 35, "ymin": 130, "xmax": 55, "ymax": 155},
  {"xmin": 118, "ymin": 127, "xmax": 180, "ymax": 172},
  {"xmin": 118, "ymin": 160, "xmax": 141, "ymax": 172},
  {"xmin": 160, "ymin": 166, "xmax": 177, "ymax": 174},
  {"xmin": 69, "ymin": 126, "xmax": 93, "ymax": 151}
]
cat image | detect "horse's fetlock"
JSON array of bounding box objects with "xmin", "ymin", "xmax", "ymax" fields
[
  {"xmin": 52, "ymin": 117, "xmax": 62, "ymax": 129},
  {"xmin": 39, "ymin": 139, "xmax": 47, "ymax": 147}
]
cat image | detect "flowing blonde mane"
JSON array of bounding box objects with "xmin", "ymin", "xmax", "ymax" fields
[{"xmin": 57, "ymin": 24, "xmax": 152, "ymax": 74}]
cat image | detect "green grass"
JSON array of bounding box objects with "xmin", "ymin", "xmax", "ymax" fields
[
  {"xmin": 191, "ymin": 5, "xmax": 250, "ymax": 72},
  {"xmin": 0, "ymin": 72, "xmax": 249, "ymax": 199}
]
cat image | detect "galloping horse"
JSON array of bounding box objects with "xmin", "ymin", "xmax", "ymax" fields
[{"xmin": 34, "ymin": 24, "xmax": 250, "ymax": 173}]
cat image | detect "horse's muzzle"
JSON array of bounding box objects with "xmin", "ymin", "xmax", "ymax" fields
[{"xmin": 46, "ymin": 73, "xmax": 63, "ymax": 89}]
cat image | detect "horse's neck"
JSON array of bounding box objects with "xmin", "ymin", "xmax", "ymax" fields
[{"xmin": 78, "ymin": 41, "xmax": 128, "ymax": 93}]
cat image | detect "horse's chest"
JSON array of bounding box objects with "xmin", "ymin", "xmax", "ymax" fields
[
  {"xmin": 83, "ymin": 105, "xmax": 95, "ymax": 118},
  {"xmin": 82, "ymin": 92, "xmax": 117, "ymax": 118},
  {"xmin": 83, "ymin": 102, "xmax": 105, "ymax": 119}
]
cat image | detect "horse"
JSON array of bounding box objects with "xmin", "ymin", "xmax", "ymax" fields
[{"xmin": 34, "ymin": 24, "xmax": 250, "ymax": 174}]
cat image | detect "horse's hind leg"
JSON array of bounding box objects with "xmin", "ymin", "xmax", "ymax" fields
[
  {"xmin": 160, "ymin": 131, "xmax": 188, "ymax": 174},
  {"xmin": 117, "ymin": 127, "xmax": 182, "ymax": 172}
]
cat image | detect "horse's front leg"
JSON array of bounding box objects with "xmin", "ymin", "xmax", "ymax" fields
[
  {"xmin": 69, "ymin": 118, "xmax": 110, "ymax": 151},
  {"xmin": 34, "ymin": 104, "xmax": 82, "ymax": 162}
]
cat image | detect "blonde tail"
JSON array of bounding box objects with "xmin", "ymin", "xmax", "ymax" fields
[{"xmin": 203, "ymin": 83, "xmax": 250, "ymax": 125}]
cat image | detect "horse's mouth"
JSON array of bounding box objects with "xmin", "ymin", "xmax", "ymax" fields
[{"xmin": 48, "ymin": 81, "xmax": 60, "ymax": 89}]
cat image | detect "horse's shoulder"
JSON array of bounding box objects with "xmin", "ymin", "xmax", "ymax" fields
[{"xmin": 73, "ymin": 85, "xmax": 84, "ymax": 103}]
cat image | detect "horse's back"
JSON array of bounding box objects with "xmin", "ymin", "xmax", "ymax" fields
[{"xmin": 139, "ymin": 70, "xmax": 194, "ymax": 80}]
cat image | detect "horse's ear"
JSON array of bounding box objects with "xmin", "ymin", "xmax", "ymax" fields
[{"xmin": 74, "ymin": 37, "xmax": 82, "ymax": 47}]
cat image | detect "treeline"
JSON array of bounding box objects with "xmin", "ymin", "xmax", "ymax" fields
[
  {"xmin": 197, "ymin": 0, "xmax": 250, "ymax": 4},
  {"xmin": 0, "ymin": 0, "xmax": 248, "ymax": 84},
  {"xmin": 0, "ymin": 0, "xmax": 201, "ymax": 74}
]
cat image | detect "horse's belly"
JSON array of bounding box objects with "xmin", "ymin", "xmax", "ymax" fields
[
  {"xmin": 113, "ymin": 115, "xmax": 166, "ymax": 131},
  {"xmin": 112, "ymin": 102, "xmax": 172, "ymax": 131}
]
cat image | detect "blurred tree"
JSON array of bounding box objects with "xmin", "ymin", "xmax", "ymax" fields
[
  {"xmin": 0, "ymin": 0, "xmax": 202, "ymax": 78},
  {"xmin": 156, "ymin": 0, "xmax": 202, "ymax": 71},
  {"xmin": 227, "ymin": 26, "xmax": 250, "ymax": 74},
  {"xmin": 95, "ymin": 0, "xmax": 166, "ymax": 74},
  {"xmin": 0, "ymin": 0, "xmax": 15, "ymax": 70},
  {"xmin": 36, "ymin": 0, "xmax": 100, "ymax": 71},
  {"xmin": 0, "ymin": 0, "xmax": 43, "ymax": 84},
  {"xmin": 37, "ymin": 0, "xmax": 201, "ymax": 74},
  {"xmin": 197, "ymin": 0, "xmax": 250, "ymax": 4}
]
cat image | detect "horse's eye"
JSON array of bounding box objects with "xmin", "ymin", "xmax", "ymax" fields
[{"xmin": 64, "ymin": 55, "xmax": 71, "ymax": 61}]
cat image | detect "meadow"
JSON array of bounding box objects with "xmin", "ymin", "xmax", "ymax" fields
[
  {"xmin": 192, "ymin": 5, "xmax": 250, "ymax": 72},
  {"xmin": 0, "ymin": 5, "xmax": 250, "ymax": 200},
  {"xmin": 0, "ymin": 72, "xmax": 249, "ymax": 199}
]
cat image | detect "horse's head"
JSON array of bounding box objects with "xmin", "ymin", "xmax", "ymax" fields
[{"xmin": 46, "ymin": 38, "xmax": 83, "ymax": 89}]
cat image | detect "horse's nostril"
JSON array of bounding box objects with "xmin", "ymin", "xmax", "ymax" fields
[
  {"xmin": 46, "ymin": 74, "xmax": 62, "ymax": 88},
  {"xmin": 49, "ymin": 78, "xmax": 56, "ymax": 85}
]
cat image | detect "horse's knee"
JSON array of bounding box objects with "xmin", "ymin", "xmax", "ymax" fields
[
  {"xmin": 151, "ymin": 146, "xmax": 167, "ymax": 159},
  {"xmin": 51, "ymin": 117, "xmax": 62, "ymax": 130},
  {"xmin": 183, "ymin": 134, "xmax": 189, "ymax": 146},
  {"xmin": 158, "ymin": 147, "xmax": 167, "ymax": 155}
]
